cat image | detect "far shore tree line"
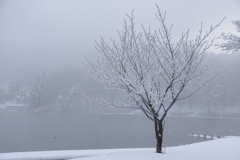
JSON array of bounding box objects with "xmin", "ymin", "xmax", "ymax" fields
[
  {"xmin": 0, "ymin": 20, "xmax": 239, "ymax": 116},
  {"xmin": 0, "ymin": 52, "xmax": 239, "ymax": 113}
]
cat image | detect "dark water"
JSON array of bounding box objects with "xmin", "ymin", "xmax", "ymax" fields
[{"xmin": 0, "ymin": 111, "xmax": 239, "ymax": 153}]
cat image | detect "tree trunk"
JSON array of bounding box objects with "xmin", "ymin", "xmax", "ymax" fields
[{"xmin": 154, "ymin": 116, "xmax": 164, "ymax": 153}]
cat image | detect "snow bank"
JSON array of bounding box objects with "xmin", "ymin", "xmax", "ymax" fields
[
  {"xmin": 71, "ymin": 137, "xmax": 240, "ymax": 160},
  {"xmin": 0, "ymin": 102, "xmax": 27, "ymax": 110},
  {"xmin": 0, "ymin": 150, "xmax": 112, "ymax": 160},
  {"xmin": 0, "ymin": 137, "xmax": 239, "ymax": 160}
]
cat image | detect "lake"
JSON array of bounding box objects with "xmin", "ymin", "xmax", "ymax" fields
[{"xmin": 0, "ymin": 111, "xmax": 239, "ymax": 153}]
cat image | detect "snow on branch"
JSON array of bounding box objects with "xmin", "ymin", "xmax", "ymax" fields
[
  {"xmin": 86, "ymin": 5, "xmax": 223, "ymax": 121},
  {"xmin": 216, "ymin": 20, "xmax": 240, "ymax": 53},
  {"xmin": 80, "ymin": 89, "xmax": 138, "ymax": 110}
]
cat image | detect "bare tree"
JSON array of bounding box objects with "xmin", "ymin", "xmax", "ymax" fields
[
  {"xmin": 216, "ymin": 20, "xmax": 240, "ymax": 53},
  {"xmin": 86, "ymin": 5, "xmax": 223, "ymax": 153}
]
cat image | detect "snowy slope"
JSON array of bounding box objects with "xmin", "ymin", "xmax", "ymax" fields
[{"xmin": 0, "ymin": 137, "xmax": 239, "ymax": 160}]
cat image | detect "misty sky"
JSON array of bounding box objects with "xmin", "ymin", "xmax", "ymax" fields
[{"xmin": 0, "ymin": 0, "xmax": 239, "ymax": 81}]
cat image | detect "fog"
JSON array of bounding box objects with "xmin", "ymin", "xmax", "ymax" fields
[
  {"xmin": 0, "ymin": 0, "xmax": 240, "ymax": 81},
  {"xmin": 0, "ymin": 0, "xmax": 240, "ymax": 153}
]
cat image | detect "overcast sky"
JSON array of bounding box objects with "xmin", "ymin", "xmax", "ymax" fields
[{"xmin": 0, "ymin": 0, "xmax": 239, "ymax": 81}]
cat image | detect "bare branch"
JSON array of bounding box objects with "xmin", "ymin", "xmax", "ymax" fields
[
  {"xmin": 86, "ymin": 6, "xmax": 223, "ymax": 142},
  {"xmin": 215, "ymin": 19, "xmax": 239, "ymax": 53}
]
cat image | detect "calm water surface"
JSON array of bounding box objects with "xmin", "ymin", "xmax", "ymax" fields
[{"xmin": 0, "ymin": 111, "xmax": 239, "ymax": 153}]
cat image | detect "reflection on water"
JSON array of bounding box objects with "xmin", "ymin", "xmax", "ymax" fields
[{"xmin": 0, "ymin": 111, "xmax": 239, "ymax": 153}]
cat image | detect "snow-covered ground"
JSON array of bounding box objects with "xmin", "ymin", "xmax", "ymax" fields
[
  {"xmin": 1, "ymin": 136, "xmax": 239, "ymax": 160},
  {"xmin": 0, "ymin": 102, "xmax": 27, "ymax": 110}
]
